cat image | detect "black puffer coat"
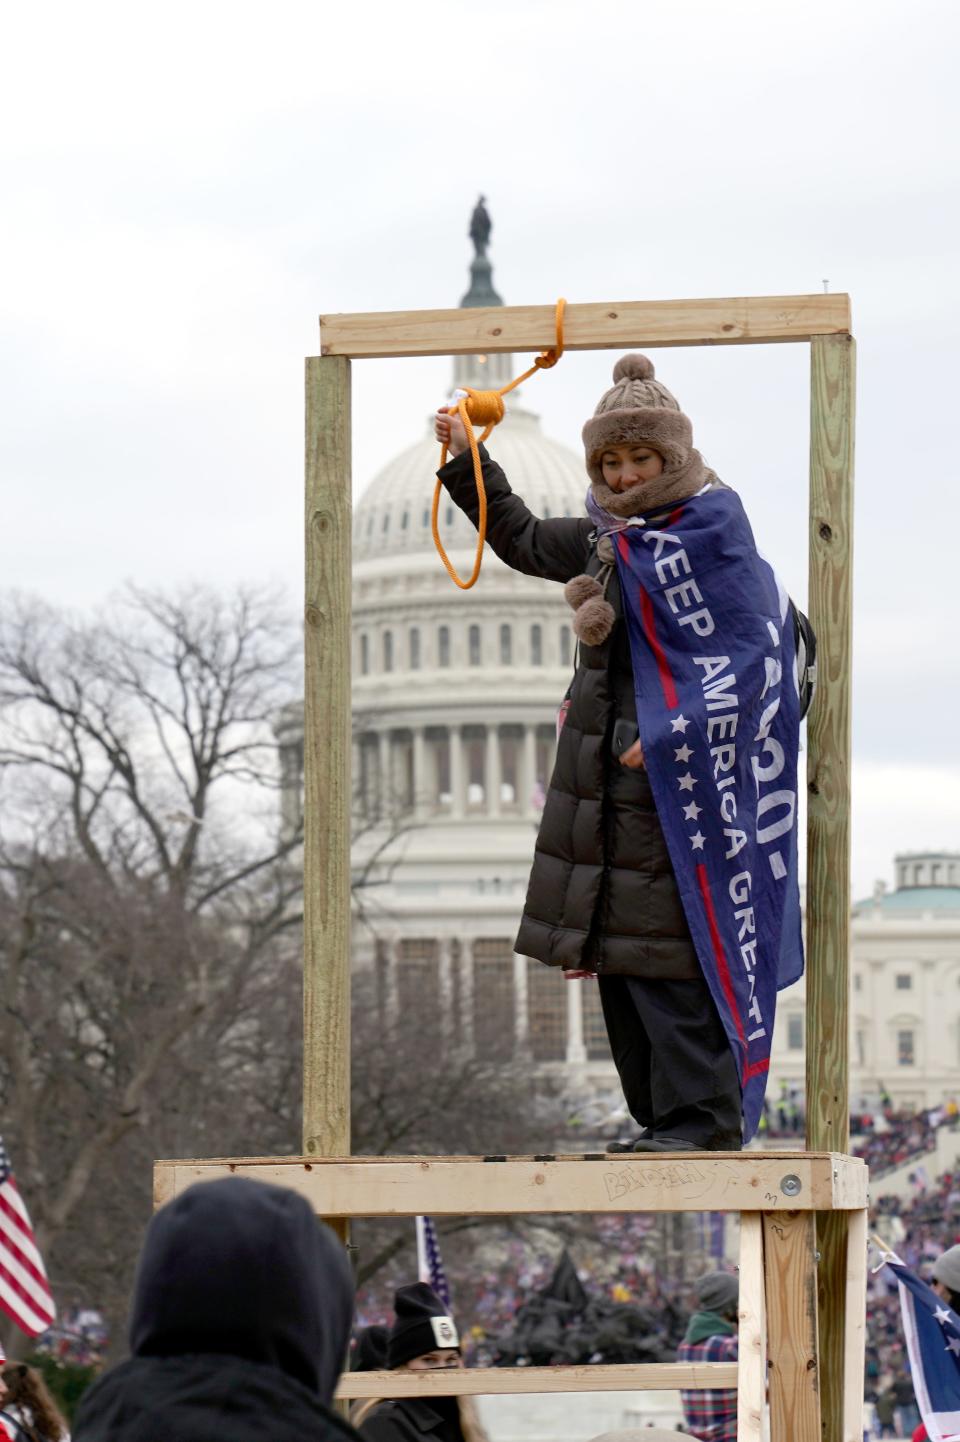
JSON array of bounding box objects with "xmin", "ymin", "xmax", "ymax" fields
[{"xmin": 440, "ymin": 446, "xmax": 699, "ymax": 980}]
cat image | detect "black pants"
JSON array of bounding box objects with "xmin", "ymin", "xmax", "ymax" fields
[{"xmin": 598, "ymin": 972, "xmax": 742, "ymax": 1147}]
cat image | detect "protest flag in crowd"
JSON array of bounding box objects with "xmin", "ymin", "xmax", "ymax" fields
[
  {"xmin": 880, "ymin": 1246, "xmax": 960, "ymax": 1442},
  {"xmin": 0, "ymin": 1137, "xmax": 56, "ymax": 1338},
  {"xmin": 415, "ymin": 1215, "xmax": 451, "ymax": 1311}
]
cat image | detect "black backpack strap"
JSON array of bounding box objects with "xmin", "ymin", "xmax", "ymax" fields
[{"xmin": 789, "ymin": 601, "xmax": 817, "ymax": 720}]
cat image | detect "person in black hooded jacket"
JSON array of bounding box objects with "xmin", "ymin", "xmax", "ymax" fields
[{"xmin": 72, "ymin": 1175, "xmax": 360, "ymax": 1442}]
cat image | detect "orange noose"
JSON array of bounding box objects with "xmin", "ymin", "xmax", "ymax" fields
[{"xmin": 433, "ymin": 298, "xmax": 566, "ymax": 590}]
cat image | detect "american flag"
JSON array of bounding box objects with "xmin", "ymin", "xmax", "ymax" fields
[
  {"xmin": 0, "ymin": 1137, "xmax": 56, "ymax": 1338},
  {"xmin": 415, "ymin": 1215, "xmax": 451, "ymax": 1310}
]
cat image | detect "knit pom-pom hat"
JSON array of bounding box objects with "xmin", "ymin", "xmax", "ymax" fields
[
  {"xmin": 562, "ymin": 357, "xmax": 716, "ymax": 650},
  {"xmin": 581, "ymin": 354, "xmax": 711, "ymax": 518}
]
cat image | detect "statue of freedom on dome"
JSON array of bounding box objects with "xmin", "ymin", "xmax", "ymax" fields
[{"xmin": 469, "ymin": 196, "xmax": 492, "ymax": 257}]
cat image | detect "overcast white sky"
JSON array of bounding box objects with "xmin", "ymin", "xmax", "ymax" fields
[{"xmin": 1, "ymin": 0, "xmax": 957, "ymax": 901}]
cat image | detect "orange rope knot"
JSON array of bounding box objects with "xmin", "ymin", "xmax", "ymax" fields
[{"xmin": 433, "ymin": 297, "xmax": 566, "ymax": 590}]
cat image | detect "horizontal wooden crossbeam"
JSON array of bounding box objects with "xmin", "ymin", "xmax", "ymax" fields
[
  {"xmin": 153, "ymin": 1151, "xmax": 866, "ymax": 1215},
  {"xmin": 319, "ymin": 294, "xmax": 851, "ymax": 359},
  {"xmin": 335, "ymin": 1361, "xmax": 739, "ymax": 1400}
]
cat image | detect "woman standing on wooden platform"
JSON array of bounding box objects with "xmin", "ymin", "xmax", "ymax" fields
[{"xmin": 436, "ymin": 356, "xmax": 806, "ymax": 1154}]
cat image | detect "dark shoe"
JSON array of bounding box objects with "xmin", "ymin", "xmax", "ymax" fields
[
  {"xmin": 606, "ymin": 1129, "xmax": 650, "ymax": 1153},
  {"xmin": 630, "ymin": 1136, "xmax": 701, "ymax": 1152}
]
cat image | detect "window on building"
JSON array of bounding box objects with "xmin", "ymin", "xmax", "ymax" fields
[
  {"xmin": 897, "ymin": 1029, "xmax": 915, "ymax": 1067},
  {"xmin": 530, "ymin": 624, "xmax": 543, "ymax": 666},
  {"xmin": 535, "ymin": 726, "xmax": 554, "ymax": 791},
  {"xmin": 401, "ymin": 510, "xmax": 409, "ymax": 531},
  {"xmin": 856, "ymin": 1029, "xmax": 867, "ymax": 1068},
  {"xmin": 895, "ymin": 974, "xmax": 912, "ymax": 991},
  {"xmin": 465, "ymin": 727, "xmax": 486, "ymax": 807},
  {"xmin": 398, "ymin": 940, "xmax": 441, "ymax": 1042},
  {"xmin": 375, "ymin": 939, "xmax": 390, "ymax": 1028},
  {"xmin": 560, "ymin": 625, "xmax": 572, "ymax": 667},
  {"xmin": 581, "ymin": 982, "xmax": 609, "ymax": 1061},
  {"xmin": 473, "ymin": 939, "xmax": 515, "ymax": 1060},
  {"xmin": 382, "ymin": 513, "xmax": 390, "ymax": 533},
  {"xmin": 438, "ymin": 625, "xmax": 450, "ymax": 668},
  {"xmin": 383, "ymin": 631, "xmax": 394, "ymax": 672},
  {"xmin": 853, "ymin": 973, "xmax": 862, "ymax": 992},
  {"xmin": 469, "ymin": 624, "xmax": 482, "ymax": 666},
  {"xmin": 360, "ymin": 633, "xmax": 369, "ymax": 676},
  {"xmin": 527, "ymin": 959, "xmax": 565, "ymax": 1060},
  {"xmin": 409, "ymin": 627, "xmax": 421, "ymax": 671},
  {"xmin": 500, "ymin": 728, "xmax": 520, "ymax": 806},
  {"xmin": 787, "ymin": 1014, "xmax": 804, "ymax": 1051},
  {"xmin": 446, "ymin": 505, "xmax": 454, "ymax": 527},
  {"xmin": 422, "ymin": 508, "xmax": 430, "ymax": 528},
  {"xmin": 500, "ymin": 624, "xmax": 512, "ymax": 665}
]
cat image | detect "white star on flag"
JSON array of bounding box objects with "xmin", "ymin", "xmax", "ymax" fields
[
  {"xmin": 682, "ymin": 801, "xmax": 702, "ymax": 821},
  {"xmin": 674, "ymin": 744, "xmax": 693, "ymax": 763},
  {"xmin": 935, "ymin": 1306, "xmax": 952, "ymax": 1326},
  {"xmin": 670, "ymin": 715, "xmax": 690, "ymax": 733},
  {"xmin": 947, "ymin": 1337, "xmax": 960, "ymax": 1357},
  {"xmin": 690, "ymin": 832, "xmax": 706, "ymax": 850},
  {"xmin": 677, "ymin": 773, "xmax": 697, "ymax": 792}
]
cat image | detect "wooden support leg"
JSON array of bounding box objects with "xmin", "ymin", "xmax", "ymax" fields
[
  {"xmin": 737, "ymin": 1213, "xmax": 767, "ymax": 1442},
  {"xmin": 303, "ymin": 353, "xmax": 352, "ymax": 1164},
  {"xmin": 806, "ymin": 331, "xmax": 856, "ymax": 1442},
  {"xmin": 763, "ymin": 1210, "xmax": 821, "ymax": 1442},
  {"xmin": 842, "ymin": 1209, "xmax": 868, "ymax": 1442}
]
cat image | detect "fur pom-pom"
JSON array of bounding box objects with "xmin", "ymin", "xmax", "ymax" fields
[
  {"xmin": 564, "ymin": 573, "xmax": 602, "ymax": 610},
  {"xmin": 612, "ymin": 353, "xmax": 655, "ymax": 383},
  {"xmin": 573, "ymin": 596, "xmax": 616, "ymax": 647}
]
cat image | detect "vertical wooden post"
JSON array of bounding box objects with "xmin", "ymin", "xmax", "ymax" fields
[
  {"xmin": 737, "ymin": 1213, "xmax": 767, "ymax": 1442},
  {"xmin": 763, "ymin": 1211, "xmax": 822, "ymax": 1442},
  {"xmin": 303, "ymin": 355, "xmax": 352, "ymax": 1161},
  {"xmin": 842, "ymin": 1209, "xmax": 868, "ymax": 1442},
  {"xmin": 805, "ymin": 333, "xmax": 856, "ymax": 1442}
]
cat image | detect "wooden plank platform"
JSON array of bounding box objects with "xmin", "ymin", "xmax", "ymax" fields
[
  {"xmin": 154, "ymin": 1151, "xmax": 867, "ymax": 1215},
  {"xmin": 319, "ymin": 294, "xmax": 852, "ymax": 359},
  {"xmin": 334, "ymin": 1361, "xmax": 739, "ymax": 1400}
]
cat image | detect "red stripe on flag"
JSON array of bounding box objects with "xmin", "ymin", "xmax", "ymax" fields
[
  {"xmin": 638, "ymin": 584, "xmax": 679, "ymax": 710},
  {"xmin": 744, "ymin": 1058, "xmax": 770, "ymax": 1082},
  {"xmin": 0, "ymin": 1192, "xmax": 50, "ymax": 1291},
  {"xmin": 696, "ymin": 864, "xmax": 745, "ymax": 1048},
  {"xmin": 0, "ymin": 1259, "xmax": 54, "ymax": 1333}
]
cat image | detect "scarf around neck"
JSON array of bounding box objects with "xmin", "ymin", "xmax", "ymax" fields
[{"xmin": 586, "ymin": 448, "xmax": 717, "ymax": 532}]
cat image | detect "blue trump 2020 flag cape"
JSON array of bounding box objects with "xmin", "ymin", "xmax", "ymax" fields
[
  {"xmin": 612, "ymin": 486, "xmax": 804, "ymax": 1139},
  {"xmin": 883, "ymin": 1251, "xmax": 960, "ymax": 1442}
]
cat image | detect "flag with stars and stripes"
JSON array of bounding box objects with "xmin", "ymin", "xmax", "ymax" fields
[
  {"xmin": 881, "ymin": 1250, "xmax": 960, "ymax": 1442},
  {"xmin": 415, "ymin": 1215, "xmax": 451, "ymax": 1311},
  {"xmin": 612, "ymin": 487, "xmax": 804, "ymax": 1140},
  {"xmin": 0, "ymin": 1137, "xmax": 56, "ymax": 1338}
]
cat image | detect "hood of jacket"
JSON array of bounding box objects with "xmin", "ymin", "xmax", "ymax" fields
[
  {"xmin": 72, "ymin": 1353, "xmax": 360, "ymax": 1442},
  {"xmin": 125, "ymin": 1175, "xmax": 353, "ymax": 1399},
  {"xmin": 684, "ymin": 1308, "xmax": 736, "ymax": 1345}
]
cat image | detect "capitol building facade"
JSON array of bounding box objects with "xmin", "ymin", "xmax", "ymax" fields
[{"xmin": 278, "ymin": 216, "xmax": 960, "ymax": 1123}]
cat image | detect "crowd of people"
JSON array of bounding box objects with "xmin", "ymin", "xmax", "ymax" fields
[{"xmin": 14, "ymin": 1095, "xmax": 960, "ymax": 1440}]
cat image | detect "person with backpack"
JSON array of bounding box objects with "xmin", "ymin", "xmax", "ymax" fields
[
  {"xmin": 0, "ymin": 1364, "xmax": 68, "ymax": 1442},
  {"xmin": 436, "ymin": 354, "xmax": 813, "ymax": 1152}
]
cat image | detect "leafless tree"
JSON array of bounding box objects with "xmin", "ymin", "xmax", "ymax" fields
[{"xmin": 0, "ymin": 585, "xmax": 304, "ymax": 1348}]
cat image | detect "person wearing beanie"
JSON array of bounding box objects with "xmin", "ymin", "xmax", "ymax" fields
[
  {"xmin": 436, "ymin": 354, "xmax": 806, "ymax": 1152},
  {"xmin": 72, "ymin": 1177, "xmax": 360, "ymax": 1442},
  {"xmin": 358, "ymin": 1284, "xmax": 489, "ymax": 1442},
  {"xmin": 676, "ymin": 1271, "xmax": 740, "ymax": 1441}
]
